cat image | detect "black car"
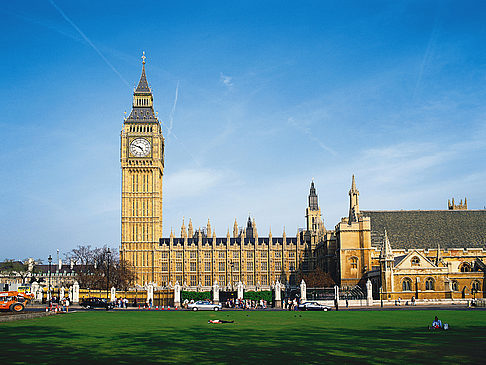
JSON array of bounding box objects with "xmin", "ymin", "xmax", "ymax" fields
[{"xmin": 80, "ymin": 298, "xmax": 113, "ymax": 310}]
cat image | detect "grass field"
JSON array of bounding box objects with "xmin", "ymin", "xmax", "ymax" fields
[{"xmin": 1, "ymin": 309, "xmax": 485, "ymax": 364}]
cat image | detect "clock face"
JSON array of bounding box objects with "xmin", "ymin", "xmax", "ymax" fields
[{"xmin": 130, "ymin": 138, "xmax": 151, "ymax": 157}]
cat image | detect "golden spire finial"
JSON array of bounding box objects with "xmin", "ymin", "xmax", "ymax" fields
[{"xmin": 141, "ymin": 51, "xmax": 146, "ymax": 65}]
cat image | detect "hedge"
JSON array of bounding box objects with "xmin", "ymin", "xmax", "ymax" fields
[
  {"xmin": 181, "ymin": 291, "xmax": 212, "ymax": 302},
  {"xmin": 243, "ymin": 291, "xmax": 272, "ymax": 303}
]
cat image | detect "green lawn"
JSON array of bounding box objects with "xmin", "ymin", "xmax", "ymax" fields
[{"xmin": 1, "ymin": 310, "xmax": 485, "ymax": 364}]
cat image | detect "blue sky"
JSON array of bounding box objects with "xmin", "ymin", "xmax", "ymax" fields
[{"xmin": 1, "ymin": 1, "xmax": 486, "ymax": 260}]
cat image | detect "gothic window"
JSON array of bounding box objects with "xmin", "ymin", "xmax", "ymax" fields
[
  {"xmin": 219, "ymin": 262, "xmax": 225, "ymax": 271},
  {"xmin": 261, "ymin": 262, "xmax": 268, "ymax": 271},
  {"xmin": 247, "ymin": 251, "xmax": 253, "ymax": 258},
  {"xmin": 204, "ymin": 252, "xmax": 211, "ymax": 259},
  {"xmin": 289, "ymin": 251, "xmax": 295, "ymax": 258},
  {"xmin": 247, "ymin": 262, "xmax": 253, "ymax": 271},
  {"xmin": 460, "ymin": 263, "xmax": 472, "ymax": 272},
  {"xmin": 204, "ymin": 262, "xmax": 211, "ymax": 271},
  {"xmin": 275, "ymin": 252, "xmax": 281, "ymax": 258},
  {"xmin": 350, "ymin": 257, "xmax": 358, "ymax": 269},
  {"xmin": 176, "ymin": 262, "xmax": 182, "ymax": 271},
  {"xmin": 175, "ymin": 252, "xmax": 182, "ymax": 259},
  {"xmin": 402, "ymin": 278, "xmax": 412, "ymax": 291},
  {"xmin": 219, "ymin": 275, "xmax": 225, "ymax": 285},
  {"xmin": 290, "ymin": 263, "xmax": 295, "ymax": 271},
  {"xmin": 472, "ymin": 281, "xmax": 481, "ymax": 292},
  {"xmin": 204, "ymin": 275, "xmax": 211, "ymax": 286},
  {"xmin": 275, "ymin": 261, "xmax": 282, "ymax": 271},
  {"xmin": 161, "ymin": 262, "xmax": 168, "ymax": 272},
  {"xmin": 218, "ymin": 252, "xmax": 225, "ymax": 258},
  {"xmin": 190, "ymin": 262, "xmax": 196, "ymax": 272},
  {"xmin": 161, "ymin": 252, "xmax": 168, "ymax": 259},
  {"xmin": 262, "ymin": 275, "xmax": 268, "ymax": 285},
  {"xmin": 247, "ymin": 275, "xmax": 254, "ymax": 285},
  {"xmin": 161, "ymin": 276, "xmax": 168, "ymax": 286},
  {"xmin": 261, "ymin": 251, "xmax": 267, "ymax": 258},
  {"xmin": 411, "ymin": 257, "xmax": 420, "ymax": 266},
  {"xmin": 451, "ymin": 280, "xmax": 458, "ymax": 291},
  {"xmin": 233, "ymin": 262, "xmax": 239, "ymax": 271},
  {"xmin": 190, "ymin": 251, "xmax": 197, "ymax": 259},
  {"xmin": 233, "ymin": 251, "xmax": 239, "ymax": 259},
  {"xmin": 425, "ymin": 278, "xmax": 435, "ymax": 291},
  {"xmin": 190, "ymin": 275, "xmax": 197, "ymax": 286}
]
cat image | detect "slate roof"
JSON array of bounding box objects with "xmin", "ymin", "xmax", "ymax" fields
[
  {"xmin": 125, "ymin": 63, "xmax": 157, "ymax": 123},
  {"xmin": 361, "ymin": 210, "xmax": 486, "ymax": 249},
  {"xmin": 135, "ymin": 64, "xmax": 151, "ymax": 93}
]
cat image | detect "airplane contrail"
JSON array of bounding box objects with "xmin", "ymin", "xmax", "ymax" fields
[
  {"xmin": 167, "ymin": 81, "xmax": 180, "ymax": 139},
  {"xmin": 48, "ymin": 0, "xmax": 129, "ymax": 86}
]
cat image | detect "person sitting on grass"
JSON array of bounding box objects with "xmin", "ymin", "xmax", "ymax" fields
[
  {"xmin": 208, "ymin": 319, "xmax": 234, "ymax": 324},
  {"xmin": 429, "ymin": 316, "xmax": 443, "ymax": 330}
]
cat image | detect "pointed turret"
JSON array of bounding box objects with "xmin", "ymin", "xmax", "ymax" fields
[
  {"xmin": 436, "ymin": 243, "xmax": 441, "ymax": 265},
  {"xmin": 233, "ymin": 218, "xmax": 239, "ymax": 238},
  {"xmin": 245, "ymin": 215, "xmax": 254, "ymax": 238},
  {"xmin": 348, "ymin": 175, "xmax": 360, "ymax": 224},
  {"xmin": 188, "ymin": 218, "xmax": 194, "ymax": 237},
  {"xmin": 308, "ymin": 179, "xmax": 319, "ymax": 210},
  {"xmin": 125, "ymin": 52, "xmax": 157, "ymax": 123},
  {"xmin": 181, "ymin": 217, "xmax": 187, "ymax": 238},
  {"xmin": 306, "ymin": 179, "xmax": 323, "ymax": 233},
  {"xmin": 380, "ymin": 230, "xmax": 393, "ymax": 262},
  {"xmin": 206, "ymin": 218, "xmax": 212, "ymax": 238}
]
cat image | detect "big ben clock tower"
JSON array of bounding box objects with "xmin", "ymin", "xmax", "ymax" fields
[{"xmin": 121, "ymin": 53, "xmax": 164, "ymax": 285}]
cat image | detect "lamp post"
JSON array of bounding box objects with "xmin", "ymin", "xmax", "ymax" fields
[
  {"xmin": 48, "ymin": 255, "xmax": 52, "ymax": 304},
  {"xmin": 106, "ymin": 248, "xmax": 111, "ymax": 304},
  {"xmin": 230, "ymin": 263, "xmax": 234, "ymax": 291}
]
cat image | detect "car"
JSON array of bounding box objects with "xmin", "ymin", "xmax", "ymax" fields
[
  {"xmin": 80, "ymin": 297, "xmax": 114, "ymax": 310},
  {"xmin": 298, "ymin": 301, "xmax": 331, "ymax": 311},
  {"xmin": 187, "ymin": 300, "xmax": 222, "ymax": 311}
]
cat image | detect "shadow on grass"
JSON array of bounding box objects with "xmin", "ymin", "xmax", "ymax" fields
[{"xmin": 1, "ymin": 314, "xmax": 485, "ymax": 364}]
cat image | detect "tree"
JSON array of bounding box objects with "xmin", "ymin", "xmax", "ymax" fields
[
  {"xmin": 0, "ymin": 259, "xmax": 30, "ymax": 283},
  {"xmin": 65, "ymin": 245, "xmax": 135, "ymax": 290},
  {"xmin": 298, "ymin": 267, "xmax": 335, "ymax": 288}
]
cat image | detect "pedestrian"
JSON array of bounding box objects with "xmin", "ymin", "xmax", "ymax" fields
[
  {"xmin": 334, "ymin": 298, "xmax": 339, "ymax": 311},
  {"xmin": 346, "ymin": 299, "xmax": 349, "ymax": 308}
]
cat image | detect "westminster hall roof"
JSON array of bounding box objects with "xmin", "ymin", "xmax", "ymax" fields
[{"xmin": 361, "ymin": 210, "xmax": 486, "ymax": 250}]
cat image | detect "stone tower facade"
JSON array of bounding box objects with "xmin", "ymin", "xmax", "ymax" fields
[{"xmin": 120, "ymin": 54, "xmax": 165, "ymax": 285}]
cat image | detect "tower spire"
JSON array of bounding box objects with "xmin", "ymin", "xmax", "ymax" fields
[
  {"xmin": 125, "ymin": 52, "xmax": 156, "ymax": 122},
  {"xmin": 348, "ymin": 174, "xmax": 360, "ymax": 224}
]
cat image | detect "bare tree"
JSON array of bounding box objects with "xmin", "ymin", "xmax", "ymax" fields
[{"xmin": 65, "ymin": 245, "xmax": 135, "ymax": 289}]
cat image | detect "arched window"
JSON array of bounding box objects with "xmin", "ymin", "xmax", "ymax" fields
[
  {"xmin": 460, "ymin": 263, "xmax": 472, "ymax": 272},
  {"xmin": 350, "ymin": 257, "xmax": 358, "ymax": 269},
  {"xmin": 451, "ymin": 280, "xmax": 458, "ymax": 291},
  {"xmin": 411, "ymin": 257, "xmax": 420, "ymax": 266},
  {"xmin": 472, "ymin": 281, "xmax": 481, "ymax": 292},
  {"xmin": 425, "ymin": 278, "xmax": 435, "ymax": 291},
  {"xmin": 402, "ymin": 278, "xmax": 412, "ymax": 291}
]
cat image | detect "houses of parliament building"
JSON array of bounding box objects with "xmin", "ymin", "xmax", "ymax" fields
[{"xmin": 121, "ymin": 56, "xmax": 486, "ymax": 299}]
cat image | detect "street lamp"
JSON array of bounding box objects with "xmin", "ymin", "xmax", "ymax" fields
[
  {"xmin": 230, "ymin": 263, "xmax": 234, "ymax": 291},
  {"xmin": 48, "ymin": 255, "xmax": 52, "ymax": 304},
  {"xmin": 106, "ymin": 248, "xmax": 111, "ymax": 303}
]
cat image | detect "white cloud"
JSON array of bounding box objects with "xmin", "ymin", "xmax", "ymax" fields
[
  {"xmin": 164, "ymin": 168, "xmax": 227, "ymax": 199},
  {"xmin": 220, "ymin": 73, "xmax": 233, "ymax": 88}
]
